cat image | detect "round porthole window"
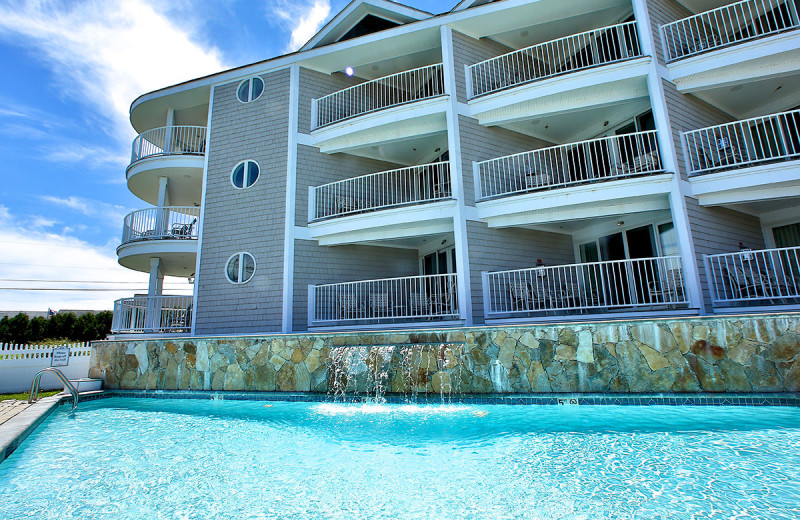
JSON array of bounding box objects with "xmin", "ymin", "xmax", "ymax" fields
[
  {"xmin": 231, "ymin": 160, "xmax": 260, "ymax": 189},
  {"xmin": 226, "ymin": 252, "xmax": 256, "ymax": 284},
  {"xmin": 237, "ymin": 77, "xmax": 264, "ymax": 103}
]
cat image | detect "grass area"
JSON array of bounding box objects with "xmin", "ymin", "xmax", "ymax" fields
[{"xmin": 0, "ymin": 390, "xmax": 61, "ymax": 401}]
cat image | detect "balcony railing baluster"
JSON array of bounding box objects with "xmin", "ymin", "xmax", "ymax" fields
[
  {"xmin": 476, "ymin": 130, "xmax": 662, "ymax": 201},
  {"xmin": 112, "ymin": 295, "xmax": 194, "ymax": 333},
  {"xmin": 310, "ymin": 273, "xmax": 458, "ymax": 325},
  {"xmin": 467, "ymin": 22, "xmax": 641, "ymax": 99},
  {"xmin": 121, "ymin": 207, "xmax": 200, "ymax": 246},
  {"xmin": 705, "ymin": 246, "xmax": 800, "ymax": 306},
  {"xmin": 130, "ymin": 125, "xmax": 206, "ymax": 166},
  {"xmin": 312, "ymin": 64, "xmax": 445, "ymax": 129},
  {"xmin": 484, "ymin": 256, "xmax": 687, "ymax": 318},
  {"xmin": 661, "ymin": 0, "xmax": 800, "ymax": 63},
  {"xmin": 682, "ymin": 108, "xmax": 800, "ymax": 175},
  {"xmin": 311, "ymin": 162, "xmax": 451, "ymax": 220}
]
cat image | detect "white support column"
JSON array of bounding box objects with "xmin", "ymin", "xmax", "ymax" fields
[
  {"xmin": 145, "ymin": 257, "xmax": 164, "ymax": 332},
  {"xmin": 191, "ymin": 86, "xmax": 215, "ymax": 336},
  {"xmin": 164, "ymin": 108, "xmax": 175, "ymax": 153},
  {"xmin": 156, "ymin": 176, "xmax": 169, "ymax": 236},
  {"xmin": 282, "ymin": 65, "xmax": 300, "ymax": 333},
  {"xmin": 441, "ymin": 25, "xmax": 473, "ymax": 325},
  {"xmin": 633, "ymin": 0, "xmax": 705, "ymax": 313}
]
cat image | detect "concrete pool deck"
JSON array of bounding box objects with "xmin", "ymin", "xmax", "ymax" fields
[{"xmin": 0, "ymin": 395, "xmax": 64, "ymax": 462}]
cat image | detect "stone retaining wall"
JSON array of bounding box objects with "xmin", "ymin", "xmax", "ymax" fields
[{"xmin": 90, "ymin": 314, "xmax": 800, "ymax": 394}]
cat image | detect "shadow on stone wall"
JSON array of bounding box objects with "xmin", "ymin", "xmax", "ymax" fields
[{"xmin": 90, "ymin": 314, "xmax": 800, "ymax": 394}]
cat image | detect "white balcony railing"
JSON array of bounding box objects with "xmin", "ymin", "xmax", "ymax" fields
[
  {"xmin": 705, "ymin": 246, "xmax": 800, "ymax": 307},
  {"xmin": 476, "ymin": 130, "xmax": 662, "ymax": 201},
  {"xmin": 130, "ymin": 125, "xmax": 206, "ymax": 165},
  {"xmin": 310, "ymin": 162, "xmax": 451, "ymax": 221},
  {"xmin": 112, "ymin": 295, "xmax": 193, "ymax": 333},
  {"xmin": 311, "ymin": 64, "xmax": 445, "ymax": 130},
  {"xmin": 661, "ymin": 0, "xmax": 800, "ymax": 63},
  {"xmin": 483, "ymin": 256, "xmax": 687, "ymax": 317},
  {"xmin": 683, "ymin": 109, "xmax": 800, "ymax": 176},
  {"xmin": 309, "ymin": 273, "xmax": 458, "ymax": 326},
  {"xmin": 467, "ymin": 22, "xmax": 641, "ymax": 99},
  {"xmin": 121, "ymin": 206, "xmax": 200, "ymax": 246}
]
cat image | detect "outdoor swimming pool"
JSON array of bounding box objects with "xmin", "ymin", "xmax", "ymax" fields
[{"xmin": 0, "ymin": 397, "xmax": 798, "ymax": 519}]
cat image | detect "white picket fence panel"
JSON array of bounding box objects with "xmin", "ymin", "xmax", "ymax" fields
[{"xmin": 0, "ymin": 342, "xmax": 92, "ymax": 393}]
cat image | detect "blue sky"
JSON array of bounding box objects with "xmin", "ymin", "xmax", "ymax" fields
[{"xmin": 0, "ymin": 0, "xmax": 455, "ymax": 312}]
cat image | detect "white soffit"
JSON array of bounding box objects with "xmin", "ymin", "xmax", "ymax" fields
[{"xmin": 300, "ymin": 0, "xmax": 432, "ymax": 51}]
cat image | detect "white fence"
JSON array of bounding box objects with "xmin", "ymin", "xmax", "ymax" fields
[
  {"xmin": 682, "ymin": 108, "xmax": 800, "ymax": 175},
  {"xmin": 467, "ymin": 22, "xmax": 641, "ymax": 98},
  {"xmin": 310, "ymin": 162, "xmax": 451, "ymax": 220},
  {"xmin": 121, "ymin": 206, "xmax": 200, "ymax": 245},
  {"xmin": 0, "ymin": 342, "xmax": 92, "ymax": 393},
  {"xmin": 311, "ymin": 63, "xmax": 445, "ymax": 129},
  {"xmin": 112, "ymin": 295, "xmax": 193, "ymax": 333},
  {"xmin": 705, "ymin": 246, "xmax": 800, "ymax": 307},
  {"xmin": 309, "ymin": 273, "xmax": 458, "ymax": 326},
  {"xmin": 130, "ymin": 125, "xmax": 206, "ymax": 164},
  {"xmin": 483, "ymin": 256, "xmax": 687, "ymax": 318},
  {"xmin": 475, "ymin": 130, "xmax": 662, "ymax": 200},
  {"xmin": 661, "ymin": 0, "xmax": 799, "ymax": 62}
]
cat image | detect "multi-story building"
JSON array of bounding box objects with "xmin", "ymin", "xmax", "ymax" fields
[{"xmin": 111, "ymin": 0, "xmax": 800, "ymax": 336}]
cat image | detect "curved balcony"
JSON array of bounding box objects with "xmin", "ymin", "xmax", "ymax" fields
[
  {"xmin": 127, "ymin": 125, "xmax": 206, "ymax": 206},
  {"xmin": 112, "ymin": 295, "xmax": 193, "ymax": 334},
  {"xmin": 117, "ymin": 206, "xmax": 199, "ymax": 277},
  {"xmin": 308, "ymin": 162, "xmax": 455, "ymax": 245}
]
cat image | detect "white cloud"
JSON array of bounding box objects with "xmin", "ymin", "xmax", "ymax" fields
[
  {"xmin": 0, "ymin": 205, "xmax": 191, "ymax": 311},
  {"xmin": 270, "ymin": 0, "xmax": 331, "ymax": 52},
  {"xmin": 0, "ymin": 0, "xmax": 226, "ymax": 141},
  {"xmin": 39, "ymin": 195, "xmax": 130, "ymax": 224}
]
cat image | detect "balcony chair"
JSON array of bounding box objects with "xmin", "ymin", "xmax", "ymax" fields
[
  {"xmin": 369, "ymin": 292, "xmax": 390, "ymax": 318},
  {"xmin": 336, "ymin": 293, "xmax": 364, "ymax": 320},
  {"xmin": 620, "ymin": 150, "xmax": 660, "ymax": 175},
  {"xmin": 429, "ymin": 280, "xmax": 457, "ymax": 316},
  {"xmin": 647, "ymin": 269, "xmax": 685, "ymax": 305},
  {"xmin": 409, "ymin": 292, "xmax": 432, "ymax": 317},
  {"xmin": 509, "ymin": 281, "xmax": 533, "ymax": 311},
  {"xmin": 171, "ymin": 218, "xmax": 197, "ymax": 238}
]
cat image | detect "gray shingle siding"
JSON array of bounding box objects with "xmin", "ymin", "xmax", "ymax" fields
[
  {"xmin": 457, "ymin": 115, "xmax": 551, "ymax": 206},
  {"xmin": 685, "ymin": 197, "xmax": 765, "ymax": 308},
  {"xmin": 295, "ymin": 145, "xmax": 401, "ymax": 226},
  {"xmin": 451, "ymin": 30, "xmax": 513, "ymax": 103},
  {"xmin": 298, "ymin": 67, "xmax": 363, "ymax": 134},
  {"xmin": 292, "ymin": 240, "xmax": 419, "ymax": 330},
  {"xmin": 195, "ymin": 69, "xmax": 290, "ymax": 335},
  {"xmin": 466, "ymin": 221, "xmax": 574, "ymax": 323}
]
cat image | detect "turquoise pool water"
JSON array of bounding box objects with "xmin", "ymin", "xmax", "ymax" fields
[{"xmin": 0, "ymin": 398, "xmax": 798, "ymax": 519}]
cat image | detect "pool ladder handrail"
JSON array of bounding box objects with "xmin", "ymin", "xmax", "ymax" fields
[{"xmin": 28, "ymin": 367, "xmax": 79, "ymax": 414}]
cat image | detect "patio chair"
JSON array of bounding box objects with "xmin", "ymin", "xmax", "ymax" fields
[
  {"xmin": 171, "ymin": 218, "xmax": 197, "ymax": 238},
  {"xmin": 648, "ymin": 269, "xmax": 685, "ymax": 304},
  {"xmin": 336, "ymin": 293, "xmax": 364, "ymax": 320},
  {"xmin": 369, "ymin": 292, "xmax": 390, "ymax": 318},
  {"xmin": 620, "ymin": 150, "xmax": 660, "ymax": 175},
  {"xmin": 509, "ymin": 281, "xmax": 533, "ymax": 311},
  {"xmin": 409, "ymin": 292, "xmax": 431, "ymax": 317}
]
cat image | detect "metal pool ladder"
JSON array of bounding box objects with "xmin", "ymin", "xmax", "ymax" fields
[{"xmin": 28, "ymin": 368, "xmax": 79, "ymax": 414}]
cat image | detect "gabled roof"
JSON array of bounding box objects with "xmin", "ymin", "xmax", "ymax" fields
[
  {"xmin": 450, "ymin": 0, "xmax": 498, "ymax": 12},
  {"xmin": 300, "ymin": 0, "xmax": 432, "ymax": 51}
]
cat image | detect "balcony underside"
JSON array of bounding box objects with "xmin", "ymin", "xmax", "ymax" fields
[
  {"xmin": 468, "ymin": 58, "xmax": 650, "ymax": 130},
  {"xmin": 117, "ymin": 240, "xmax": 197, "ymax": 276},
  {"xmin": 127, "ymin": 155, "xmax": 204, "ymax": 206},
  {"xmin": 689, "ymin": 160, "xmax": 800, "ymax": 206},
  {"xmin": 309, "ymin": 97, "xmax": 448, "ymax": 156},
  {"xmin": 668, "ymin": 32, "xmax": 800, "ymax": 118},
  {"xmin": 476, "ymin": 174, "xmax": 673, "ymax": 228},
  {"xmin": 309, "ymin": 201, "xmax": 456, "ymax": 246}
]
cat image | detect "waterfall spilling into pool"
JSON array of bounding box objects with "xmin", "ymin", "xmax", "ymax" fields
[{"xmin": 326, "ymin": 343, "xmax": 465, "ymax": 402}]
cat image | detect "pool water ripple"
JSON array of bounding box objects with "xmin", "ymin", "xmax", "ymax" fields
[{"xmin": 0, "ymin": 398, "xmax": 798, "ymax": 519}]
